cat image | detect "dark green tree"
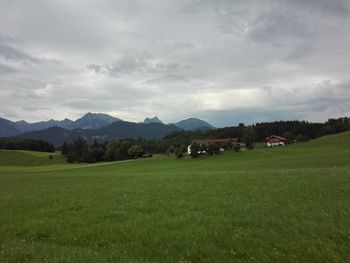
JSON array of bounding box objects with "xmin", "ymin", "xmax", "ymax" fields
[
  {"xmin": 61, "ymin": 142, "xmax": 68, "ymax": 156},
  {"xmin": 283, "ymin": 131, "xmax": 295, "ymax": 143},
  {"xmin": 190, "ymin": 142, "xmax": 200, "ymax": 158},
  {"xmin": 295, "ymin": 134, "xmax": 310, "ymax": 142},
  {"xmin": 73, "ymin": 137, "xmax": 88, "ymax": 162},
  {"xmin": 166, "ymin": 145, "xmax": 176, "ymax": 156},
  {"xmin": 105, "ymin": 139, "xmax": 121, "ymax": 161},
  {"xmin": 207, "ymin": 144, "xmax": 220, "ymax": 155},
  {"xmin": 242, "ymin": 127, "xmax": 256, "ymax": 149},
  {"xmin": 233, "ymin": 144, "xmax": 241, "ymax": 152},
  {"xmin": 175, "ymin": 148, "xmax": 184, "ymax": 158},
  {"xmin": 128, "ymin": 145, "xmax": 144, "ymax": 159},
  {"xmin": 199, "ymin": 143, "xmax": 207, "ymax": 153},
  {"xmin": 85, "ymin": 149, "xmax": 97, "ymax": 163}
]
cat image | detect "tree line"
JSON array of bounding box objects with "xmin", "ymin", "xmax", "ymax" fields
[
  {"xmin": 0, "ymin": 137, "xmax": 55, "ymax": 152},
  {"xmin": 3, "ymin": 117, "xmax": 346, "ymax": 162},
  {"xmin": 163, "ymin": 117, "xmax": 350, "ymax": 148},
  {"xmin": 61, "ymin": 137, "xmax": 148, "ymax": 163},
  {"xmin": 60, "ymin": 117, "xmax": 350, "ymax": 163}
]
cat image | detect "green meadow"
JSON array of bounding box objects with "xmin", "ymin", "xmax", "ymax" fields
[{"xmin": 0, "ymin": 132, "xmax": 349, "ymax": 262}]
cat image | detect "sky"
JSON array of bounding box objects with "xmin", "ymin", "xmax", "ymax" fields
[{"xmin": 0, "ymin": 0, "xmax": 350, "ymax": 127}]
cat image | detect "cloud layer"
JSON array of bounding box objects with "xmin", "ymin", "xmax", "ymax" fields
[{"xmin": 1, "ymin": 0, "xmax": 350, "ymax": 126}]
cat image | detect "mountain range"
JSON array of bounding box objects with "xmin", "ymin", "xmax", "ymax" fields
[
  {"xmin": 0, "ymin": 113, "xmax": 214, "ymax": 146},
  {"xmin": 14, "ymin": 112, "xmax": 122, "ymax": 133}
]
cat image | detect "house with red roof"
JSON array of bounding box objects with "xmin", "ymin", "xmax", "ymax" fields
[{"xmin": 266, "ymin": 135, "xmax": 288, "ymax": 147}]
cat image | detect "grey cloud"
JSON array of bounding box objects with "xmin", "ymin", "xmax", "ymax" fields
[
  {"xmin": 173, "ymin": 41, "xmax": 195, "ymax": 50},
  {"xmin": 62, "ymin": 98, "xmax": 94, "ymax": 110},
  {"xmin": 0, "ymin": 44, "xmax": 41, "ymax": 63},
  {"xmin": 179, "ymin": 0, "xmax": 208, "ymax": 13},
  {"xmin": 0, "ymin": 63, "xmax": 17, "ymax": 74},
  {"xmin": 0, "ymin": 0, "xmax": 350, "ymax": 125},
  {"xmin": 285, "ymin": 45, "xmax": 313, "ymax": 61},
  {"xmin": 246, "ymin": 8, "xmax": 314, "ymax": 43},
  {"xmin": 87, "ymin": 64, "xmax": 102, "ymax": 73},
  {"xmin": 293, "ymin": 0, "xmax": 350, "ymax": 16},
  {"xmin": 144, "ymin": 74, "xmax": 190, "ymax": 85},
  {"xmin": 0, "ymin": 33, "xmax": 21, "ymax": 44},
  {"xmin": 92, "ymin": 53, "xmax": 181, "ymax": 77},
  {"xmin": 107, "ymin": 54, "xmax": 150, "ymax": 74}
]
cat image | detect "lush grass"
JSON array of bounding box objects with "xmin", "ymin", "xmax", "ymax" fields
[
  {"xmin": 0, "ymin": 150, "xmax": 65, "ymax": 167},
  {"xmin": 0, "ymin": 133, "xmax": 349, "ymax": 262}
]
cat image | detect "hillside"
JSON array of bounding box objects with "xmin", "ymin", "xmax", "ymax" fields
[
  {"xmin": 0, "ymin": 132, "xmax": 349, "ymax": 261},
  {"xmin": 13, "ymin": 112, "xmax": 122, "ymax": 133},
  {"xmin": 144, "ymin": 116, "xmax": 163, "ymax": 124},
  {"xmin": 1, "ymin": 114, "xmax": 215, "ymax": 135},
  {"xmin": 95, "ymin": 121, "xmax": 179, "ymax": 140},
  {"xmin": 173, "ymin": 118, "xmax": 214, "ymax": 131},
  {"xmin": 0, "ymin": 117, "xmax": 21, "ymax": 137},
  {"xmin": 16, "ymin": 127, "xmax": 84, "ymax": 147},
  {"xmin": 15, "ymin": 118, "xmax": 74, "ymax": 133},
  {"xmin": 17, "ymin": 121, "xmax": 180, "ymax": 147},
  {"xmin": 0, "ymin": 150, "xmax": 65, "ymax": 166},
  {"xmin": 67, "ymin": 112, "xmax": 122, "ymax": 130}
]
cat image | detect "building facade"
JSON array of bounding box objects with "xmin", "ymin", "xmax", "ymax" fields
[{"xmin": 266, "ymin": 135, "xmax": 288, "ymax": 147}]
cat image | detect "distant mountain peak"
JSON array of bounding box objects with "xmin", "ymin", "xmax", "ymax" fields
[
  {"xmin": 173, "ymin": 118, "xmax": 214, "ymax": 131},
  {"xmin": 70, "ymin": 112, "xmax": 122, "ymax": 130},
  {"xmin": 81, "ymin": 112, "xmax": 112, "ymax": 119},
  {"xmin": 144, "ymin": 116, "xmax": 163, "ymax": 124}
]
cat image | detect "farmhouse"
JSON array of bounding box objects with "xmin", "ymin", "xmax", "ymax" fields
[
  {"xmin": 187, "ymin": 138, "xmax": 240, "ymax": 154},
  {"xmin": 266, "ymin": 135, "xmax": 288, "ymax": 147}
]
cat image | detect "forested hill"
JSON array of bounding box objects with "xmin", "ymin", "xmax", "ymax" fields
[
  {"xmin": 17, "ymin": 121, "xmax": 180, "ymax": 147},
  {"xmin": 163, "ymin": 117, "xmax": 350, "ymax": 147}
]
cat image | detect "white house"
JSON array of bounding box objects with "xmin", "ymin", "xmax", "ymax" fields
[{"xmin": 266, "ymin": 135, "xmax": 288, "ymax": 147}]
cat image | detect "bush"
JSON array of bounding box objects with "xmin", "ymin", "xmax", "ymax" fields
[
  {"xmin": 233, "ymin": 144, "xmax": 241, "ymax": 152},
  {"xmin": 199, "ymin": 144, "xmax": 207, "ymax": 153},
  {"xmin": 85, "ymin": 149, "xmax": 97, "ymax": 163},
  {"xmin": 128, "ymin": 145, "xmax": 144, "ymax": 159},
  {"xmin": 242, "ymin": 126, "xmax": 256, "ymax": 148},
  {"xmin": 175, "ymin": 148, "xmax": 184, "ymax": 159},
  {"xmin": 283, "ymin": 131, "xmax": 295, "ymax": 143},
  {"xmin": 190, "ymin": 142, "xmax": 200, "ymax": 158},
  {"xmin": 105, "ymin": 139, "xmax": 132, "ymax": 161},
  {"xmin": 207, "ymin": 144, "xmax": 220, "ymax": 155},
  {"xmin": 67, "ymin": 151, "xmax": 77, "ymax": 163},
  {"xmin": 166, "ymin": 145, "xmax": 176, "ymax": 156},
  {"xmin": 296, "ymin": 134, "xmax": 310, "ymax": 143},
  {"xmin": 179, "ymin": 144, "xmax": 187, "ymax": 153}
]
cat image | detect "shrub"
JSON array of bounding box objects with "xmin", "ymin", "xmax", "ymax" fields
[
  {"xmin": 128, "ymin": 145, "xmax": 144, "ymax": 159},
  {"xmin": 85, "ymin": 149, "xmax": 97, "ymax": 163},
  {"xmin": 175, "ymin": 148, "xmax": 184, "ymax": 159},
  {"xmin": 233, "ymin": 144, "xmax": 241, "ymax": 152},
  {"xmin": 242, "ymin": 127, "xmax": 256, "ymax": 148},
  {"xmin": 296, "ymin": 134, "xmax": 310, "ymax": 142},
  {"xmin": 190, "ymin": 142, "xmax": 200, "ymax": 158},
  {"xmin": 166, "ymin": 145, "xmax": 176, "ymax": 156},
  {"xmin": 207, "ymin": 144, "xmax": 220, "ymax": 155}
]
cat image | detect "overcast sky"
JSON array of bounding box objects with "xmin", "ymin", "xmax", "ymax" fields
[{"xmin": 1, "ymin": 0, "xmax": 350, "ymax": 127}]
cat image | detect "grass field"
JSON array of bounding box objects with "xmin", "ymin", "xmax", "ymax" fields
[
  {"xmin": 0, "ymin": 132, "xmax": 349, "ymax": 262},
  {"xmin": 0, "ymin": 150, "xmax": 65, "ymax": 167}
]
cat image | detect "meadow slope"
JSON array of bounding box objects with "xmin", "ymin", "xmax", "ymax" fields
[{"xmin": 0, "ymin": 132, "xmax": 349, "ymax": 262}]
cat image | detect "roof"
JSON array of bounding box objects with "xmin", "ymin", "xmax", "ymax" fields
[{"xmin": 266, "ymin": 135, "xmax": 288, "ymax": 141}]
